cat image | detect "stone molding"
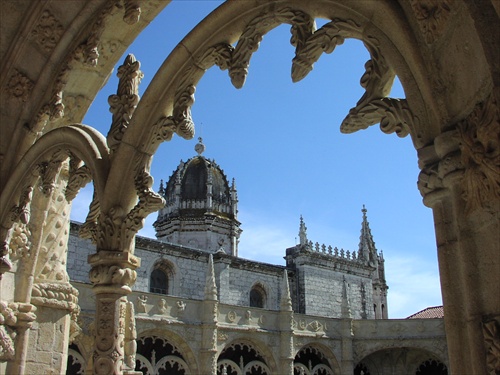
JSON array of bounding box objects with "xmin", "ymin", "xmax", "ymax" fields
[{"xmin": 30, "ymin": 282, "xmax": 79, "ymax": 313}]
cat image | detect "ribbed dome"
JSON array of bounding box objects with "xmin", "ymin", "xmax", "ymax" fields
[
  {"xmin": 154, "ymin": 138, "xmax": 241, "ymax": 255},
  {"xmin": 164, "ymin": 156, "xmax": 230, "ymax": 204}
]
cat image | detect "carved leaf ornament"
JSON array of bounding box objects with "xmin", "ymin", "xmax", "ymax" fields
[{"xmin": 151, "ymin": 7, "xmax": 413, "ymax": 155}]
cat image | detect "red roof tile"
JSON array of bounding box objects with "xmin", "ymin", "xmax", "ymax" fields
[{"xmin": 407, "ymin": 306, "xmax": 444, "ymax": 319}]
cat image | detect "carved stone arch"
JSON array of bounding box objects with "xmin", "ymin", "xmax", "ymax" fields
[
  {"xmin": 217, "ymin": 337, "xmax": 278, "ymax": 375},
  {"xmin": 293, "ymin": 342, "xmax": 340, "ymax": 375},
  {"xmin": 0, "ymin": 1, "xmax": 168, "ymax": 181},
  {"xmin": 0, "ymin": 124, "xmax": 110, "ymax": 220},
  {"xmin": 90, "ymin": 0, "xmax": 455, "ymax": 268},
  {"xmin": 135, "ymin": 328, "xmax": 199, "ymax": 374},
  {"xmin": 0, "ymin": 125, "xmax": 109, "ymax": 279}
]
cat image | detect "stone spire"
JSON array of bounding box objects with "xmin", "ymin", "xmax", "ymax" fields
[
  {"xmin": 298, "ymin": 215, "xmax": 308, "ymax": 246},
  {"xmin": 358, "ymin": 205, "xmax": 377, "ymax": 263},
  {"xmin": 280, "ymin": 270, "xmax": 292, "ymax": 311},
  {"xmin": 204, "ymin": 255, "xmax": 218, "ymax": 301}
]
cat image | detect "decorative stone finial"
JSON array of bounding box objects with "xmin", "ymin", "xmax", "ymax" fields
[
  {"xmin": 195, "ymin": 137, "xmax": 205, "ymax": 156},
  {"xmin": 358, "ymin": 205, "xmax": 377, "ymax": 263},
  {"xmin": 299, "ymin": 215, "xmax": 308, "ymax": 246}
]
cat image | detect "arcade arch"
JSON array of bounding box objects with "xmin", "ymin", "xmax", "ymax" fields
[
  {"xmin": 217, "ymin": 339, "xmax": 275, "ymax": 375},
  {"xmin": 354, "ymin": 347, "xmax": 448, "ymax": 375},
  {"xmin": 293, "ymin": 343, "xmax": 340, "ymax": 375}
]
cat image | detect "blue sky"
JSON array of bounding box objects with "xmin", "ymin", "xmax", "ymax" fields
[{"xmin": 70, "ymin": 1, "xmax": 442, "ymax": 318}]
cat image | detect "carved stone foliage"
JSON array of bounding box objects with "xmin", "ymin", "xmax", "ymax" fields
[
  {"xmin": 65, "ymin": 164, "xmax": 92, "ymax": 202},
  {"xmin": 71, "ymin": 0, "xmax": 140, "ymax": 68},
  {"xmin": 0, "ymin": 301, "xmax": 37, "ymax": 361},
  {"xmin": 409, "ymin": 0, "xmax": 453, "ymax": 44},
  {"xmin": 148, "ymin": 7, "xmax": 414, "ymax": 159},
  {"xmin": 148, "ymin": 7, "xmax": 314, "ymax": 151},
  {"xmin": 122, "ymin": 0, "xmax": 141, "ymax": 25},
  {"xmin": 230, "ymin": 7, "xmax": 315, "ymax": 89},
  {"xmin": 418, "ymin": 94, "xmax": 499, "ymax": 212},
  {"xmin": 457, "ymin": 94, "xmax": 500, "ymax": 213},
  {"xmin": 93, "ymin": 169, "xmax": 164, "ymax": 251},
  {"xmin": 36, "ymin": 149, "xmax": 69, "ymax": 197},
  {"xmin": 73, "ymin": 1, "xmax": 121, "ymax": 67},
  {"xmin": 5, "ymin": 70, "xmax": 34, "ymax": 102},
  {"xmin": 79, "ymin": 191, "xmax": 100, "ymax": 244},
  {"xmin": 0, "ymin": 185, "xmax": 33, "ymax": 276},
  {"xmin": 107, "ymin": 54, "xmax": 143, "ymax": 154},
  {"xmin": 341, "ymin": 97, "xmax": 417, "ymax": 138},
  {"xmin": 30, "ymin": 9, "xmax": 64, "ymax": 52},
  {"xmin": 291, "ymin": 18, "xmax": 357, "ymax": 83},
  {"xmin": 8, "ymin": 223, "xmax": 31, "ymax": 261},
  {"xmin": 482, "ymin": 317, "xmax": 500, "ymax": 375}
]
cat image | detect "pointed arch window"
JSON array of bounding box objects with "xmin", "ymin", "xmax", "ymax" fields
[{"xmin": 150, "ymin": 268, "xmax": 168, "ymax": 295}]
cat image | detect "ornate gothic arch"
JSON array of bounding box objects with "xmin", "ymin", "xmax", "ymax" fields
[
  {"xmin": 0, "ymin": 1, "xmax": 498, "ymax": 374},
  {"xmin": 293, "ymin": 342, "xmax": 340, "ymax": 375},
  {"xmin": 355, "ymin": 347, "xmax": 449, "ymax": 375},
  {"xmin": 217, "ymin": 338, "xmax": 276, "ymax": 375},
  {"xmin": 135, "ymin": 329, "xmax": 199, "ymax": 375}
]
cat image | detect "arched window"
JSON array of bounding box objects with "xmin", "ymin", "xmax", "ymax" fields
[
  {"xmin": 150, "ymin": 268, "xmax": 168, "ymax": 294},
  {"xmin": 249, "ymin": 284, "xmax": 266, "ymax": 308}
]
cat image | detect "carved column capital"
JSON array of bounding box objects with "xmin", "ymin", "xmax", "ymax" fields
[
  {"xmin": 417, "ymin": 129, "xmax": 464, "ymax": 206},
  {"xmin": 418, "ymin": 94, "xmax": 499, "ymax": 212},
  {"xmin": 88, "ymin": 251, "xmax": 140, "ymax": 294}
]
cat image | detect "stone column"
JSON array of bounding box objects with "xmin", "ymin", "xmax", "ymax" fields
[
  {"xmin": 88, "ymin": 250, "xmax": 141, "ymax": 375},
  {"xmin": 418, "ymin": 96, "xmax": 500, "ymax": 375}
]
